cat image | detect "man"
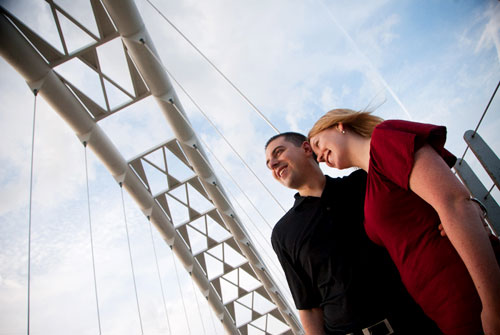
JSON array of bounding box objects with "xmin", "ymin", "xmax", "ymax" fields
[{"xmin": 265, "ymin": 132, "xmax": 439, "ymax": 335}]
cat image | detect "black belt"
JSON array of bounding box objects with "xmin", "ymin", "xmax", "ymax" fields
[{"xmin": 347, "ymin": 319, "xmax": 394, "ymax": 335}]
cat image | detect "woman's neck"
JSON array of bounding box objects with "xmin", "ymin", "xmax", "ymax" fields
[{"xmin": 349, "ymin": 135, "xmax": 371, "ymax": 172}]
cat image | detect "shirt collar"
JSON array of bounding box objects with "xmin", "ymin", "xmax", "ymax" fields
[
  {"xmin": 292, "ymin": 175, "xmax": 331, "ymax": 210},
  {"xmin": 292, "ymin": 192, "xmax": 307, "ymax": 209}
]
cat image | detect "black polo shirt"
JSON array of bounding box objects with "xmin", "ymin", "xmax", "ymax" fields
[{"xmin": 271, "ymin": 170, "xmax": 439, "ymax": 334}]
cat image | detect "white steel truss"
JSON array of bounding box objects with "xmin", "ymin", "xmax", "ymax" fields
[
  {"xmin": 128, "ymin": 138, "xmax": 292, "ymax": 332},
  {"xmin": 0, "ymin": 1, "xmax": 302, "ymax": 334}
]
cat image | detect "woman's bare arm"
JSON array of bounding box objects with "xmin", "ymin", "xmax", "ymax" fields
[{"xmin": 409, "ymin": 145, "xmax": 500, "ymax": 334}]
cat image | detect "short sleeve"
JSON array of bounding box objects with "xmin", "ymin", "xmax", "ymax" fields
[
  {"xmin": 271, "ymin": 233, "xmax": 320, "ymax": 309},
  {"xmin": 370, "ymin": 120, "xmax": 457, "ymax": 190}
]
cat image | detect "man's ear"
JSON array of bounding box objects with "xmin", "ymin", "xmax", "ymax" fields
[
  {"xmin": 302, "ymin": 141, "xmax": 318, "ymax": 162},
  {"xmin": 302, "ymin": 141, "xmax": 313, "ymax": 155}
]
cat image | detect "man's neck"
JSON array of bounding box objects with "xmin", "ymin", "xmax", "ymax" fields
[{"xmin": 297, "ymin": 171, "xmax": 326, "ymax": 198}]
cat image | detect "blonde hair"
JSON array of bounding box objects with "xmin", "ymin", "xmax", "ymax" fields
[{"xmin": 308, "ymin": 108, "xmax": 384, "ymax": 139}]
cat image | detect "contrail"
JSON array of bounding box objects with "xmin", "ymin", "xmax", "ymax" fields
[{"xmin": 319, "ymin": 0, "xmax": 413, "ymax": 120}]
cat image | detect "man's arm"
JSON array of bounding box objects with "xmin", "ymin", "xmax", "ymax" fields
[{"xmin": 299, "ymin": 308, "xmax": 324, "ymax": 335}]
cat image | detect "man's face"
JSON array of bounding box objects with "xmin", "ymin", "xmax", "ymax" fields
[{"xmin": 265, "ymin": 136, "xmax": 310, "ymax": 190}]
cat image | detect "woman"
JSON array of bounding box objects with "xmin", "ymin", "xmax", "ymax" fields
[{"xmin": 308, "ymin": 109, "xmax": 500, "ymax": 335}]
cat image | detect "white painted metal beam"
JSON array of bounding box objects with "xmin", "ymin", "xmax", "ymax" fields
[
  {"xmin": 1, "ymin": 1, "xmax": 302, "ymax": 331},
  {"xmin": 0, "ymin": 11, "xmax": 238, "ymax": 334},
  {"xmin": 100, "ymin": 0, "xmax": 301, "ymax": 333}
]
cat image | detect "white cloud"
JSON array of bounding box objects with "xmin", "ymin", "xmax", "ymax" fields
[
  {"xmin": 476, "ymin": 2, "xmax": 500, "ymax": 62},
  {"xmin": 0, "ymin": 63, "xmax": 95, "ymax": 216}
]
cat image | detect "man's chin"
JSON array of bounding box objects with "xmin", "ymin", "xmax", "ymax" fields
[
  {"xmin": 278, "ymin": 178, "xmax": 292, "ymax": 189},
  {"xmin": 282, "ymin": 179, "xmax": 299, "ymax": 190}
]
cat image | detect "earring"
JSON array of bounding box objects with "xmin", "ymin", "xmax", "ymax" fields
[{"xmin": 342, "ymin": 130, "xmax": 345, "ymax": 134}]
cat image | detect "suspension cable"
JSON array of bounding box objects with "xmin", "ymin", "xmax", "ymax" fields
[
  {"xmin": 83, "ymin": 143, "xmax": 102, "ymax": 334},
  {"xmin": 169, "ymin": 97, "xmax": 294, "ymax": 305},
  {"xmin": 27, "ymin": 88, "xmax": 38, "ymax": 335},
  {"xmin": 138, "ymin": 28, "xmax": 295, "ymax": 317},
  {"xmin": 190, "ymin": 276, "xmax": 207, "ymax": 335},
  {"xmin": 170, "ymin": 250, "xmax": 192, "ymax": 334},
  {"xmin": 460, "ymin": 79, "xmax": 500, "ymax": 161},
  {"xmin": 168, "ymin": 97, "xmax": 295, "ymax": 326},
  {"xmin": 143, "ymin": 0, "xmax": 280, "ymax": 133},
  {"xmin": 486, "ymin": 183, "xmax": 495, "ymax": 199},
  {"xmin": 218, "ymin": 178, "xmax": 296, "ymax": 309},
  {"xmin": 185, "ymin": 143, "xmax": 293, "ymax": 307},
  {"xmin": 167, "ymin": 99, "xmax": 278, "ymax": 229},
  {"xmin": 199, "ymin": 142, "xmax": 271, "ymax": 236},
  {"xmin": 186, "ymin": 139, "xmax": 293, "ymax": 302},
  {"xmin": 137, "ymin": 44, "xmax": 287, "ymax": 213},
  {"xmin": 207, "ymin": 300, "xmax": 219, "ymax": 334},
  {"xmin": 165, "ymin": 99, "xmax": 293, "ymax": 305},
  {"xmin": 119, "ymin": 184, "xmax": 144, "ymax": 334},
  {"xmin": 146, "ymin": 216, "xmax": 172, "ymax": 335}
]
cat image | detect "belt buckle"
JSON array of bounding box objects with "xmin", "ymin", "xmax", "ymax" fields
[{"xmin": 362, "ymin": 318, "xmax": 394, "ymax": 335}]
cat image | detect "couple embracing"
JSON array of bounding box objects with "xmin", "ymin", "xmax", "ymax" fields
[{"xmin": 264, "ymin": 109, "xmax": 500, "ymax": 335}]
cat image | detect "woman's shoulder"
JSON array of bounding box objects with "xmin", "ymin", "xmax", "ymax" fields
[{"xmin": 375, "ymin": 119, "xmax": 446, "ymax": 135}]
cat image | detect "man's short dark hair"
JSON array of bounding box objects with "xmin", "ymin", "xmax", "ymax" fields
[{"xmin": 265, "ymin": 132, "xmax": 307, "ymax": 149}]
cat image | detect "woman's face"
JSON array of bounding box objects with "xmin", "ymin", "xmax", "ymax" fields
[{"xmin": 310, "ymin": 125, "xmax": 350, "ymax": 169}]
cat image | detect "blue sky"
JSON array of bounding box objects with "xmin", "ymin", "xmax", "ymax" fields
[{"xmin": 1, "ymin": 0, "xmax": 499, "ymax": 334}]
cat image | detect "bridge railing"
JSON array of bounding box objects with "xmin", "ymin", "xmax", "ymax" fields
[{"xmin": 454, "ymin": 130, "xmax": 500, "ymax": 235}]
